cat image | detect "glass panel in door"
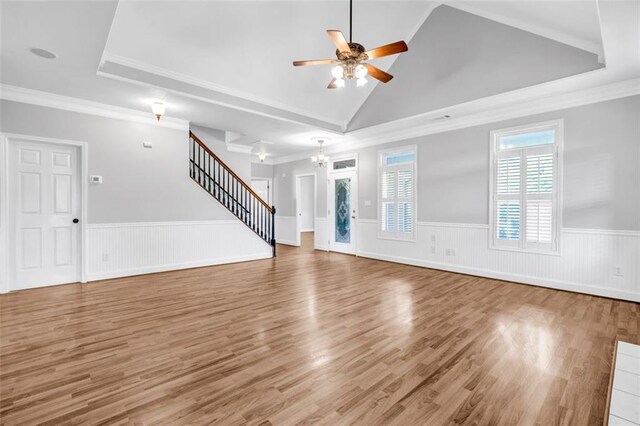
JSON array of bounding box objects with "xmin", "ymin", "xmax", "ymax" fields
[{"xmin": 335, "ymin": 177, "xmax": 351, "ymax": 244}]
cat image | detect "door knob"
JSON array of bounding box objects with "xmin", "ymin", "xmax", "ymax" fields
[{"xmin": 73, "ymin": 218, "xmax": 79, "ymax": 224}]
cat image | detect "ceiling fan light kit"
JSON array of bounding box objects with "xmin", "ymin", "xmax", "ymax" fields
[{"xmin": 293, "ymin": 0, "xmax": 408, "ymax": 89}]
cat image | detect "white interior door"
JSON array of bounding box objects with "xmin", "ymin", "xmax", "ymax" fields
[
  {"xmin": 251, "ymin": 179, "xmax": 270, "ymax": 204},
  {"xmin": 9, "ymin": 141, "xmax": 81, "ymax": 290},
  {"xmin": 328, "ymin": 170, "xmax": 357, "ymax": 254}
]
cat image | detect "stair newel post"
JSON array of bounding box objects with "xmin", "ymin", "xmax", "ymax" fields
[{"xmin": 271, "ymin": 206, "xmax": 276, "ymax": 257}]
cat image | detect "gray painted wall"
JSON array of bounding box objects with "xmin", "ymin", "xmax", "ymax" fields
[
  {"xmin": 355, "ymin": 95, "xmax": 640, "ymax": 230},
  {"xmin": 251, "ymin": 162, "xmax": 273, "ymax": 179},
  {"xmin": 273, "ymin": 158, "xmax": 326, "ymax": 218},
  {"xmin": 0, "ymin": 100, "xmax": 253, "ymax": 223},
  {"xmin": 349, "ymin": 5, "xmax": 602, "ymax": 130}
]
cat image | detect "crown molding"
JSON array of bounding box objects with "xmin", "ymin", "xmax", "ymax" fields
[
  {"xmin": 226, "ymin": 143, "xmax": 254, "ymax": 154},
  {"xmin": 100, "ymin": 53, "xmax": 345, "ymax": 130},
  {"xmin": 272, "ymin": 77, "xmax": 640, "ymax": 165},
  {"xmin": 0, "ymin": 84, "xmax": 189, "ymax": 131}
]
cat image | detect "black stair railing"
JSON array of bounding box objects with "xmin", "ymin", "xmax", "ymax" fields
[{"xmin": 189, "ymin": 131, "xmax": 276, "ymax": 257}]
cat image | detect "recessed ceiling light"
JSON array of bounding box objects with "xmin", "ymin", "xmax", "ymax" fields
[{"xmin": 30, "ymin": 48, "xmax": 57, "ymax": 59}]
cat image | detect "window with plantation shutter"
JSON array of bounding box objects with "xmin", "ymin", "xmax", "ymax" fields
[
  {"xmin": 379, "ymin": 147, "xmax": 417, "ymax": 241},
  {"xmin": 490, "ymin": 120, "xmax": 562, "ymax": 253}
]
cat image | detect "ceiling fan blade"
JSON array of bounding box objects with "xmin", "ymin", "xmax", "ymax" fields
[
  {"xmin": 293, "ymin": 59, "xmax": 337, "ymax": 67},
  {"xmin": 365, "ymin": 41, "xmax": 408, "ymax": 59},
  {"xmin": 364, "ymin": 63, "xmax": 393, "ymax": 83},
  {"xmin": 327, "ymin": 78, "xmax": 338, "ymax": 89},
  {"xmin": 327, "ymin": 30, "xmax": 351, "ymax": 53}
]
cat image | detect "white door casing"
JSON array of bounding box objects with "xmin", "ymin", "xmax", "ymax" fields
[
  {"xmin": 9, "ymin": 140, "xmax": 82, "ymax": 290},
  {"xmin": 328, "ymin": 170, "xmax": 358, "ymax": 255},
  {"xmin": 250, "ymin": 179, "xmax": 270, "ymax": 205}
]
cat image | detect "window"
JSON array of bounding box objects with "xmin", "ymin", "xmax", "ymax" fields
[
  {"xmin": 379, "ymin": 147, "xmax": 416, "ymax": 241},
  {"xmin": 332, "ymin": 158, "xmax": 356, "ymax": 170},
  {"xmin": 490, "ymin": 120, "xmax": 562, "ymax": 253}
]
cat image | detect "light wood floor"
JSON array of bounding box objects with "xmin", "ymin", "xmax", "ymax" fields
[{"xmin": 1, "ymin": 232, "xmax": 638, "ymax": 425}]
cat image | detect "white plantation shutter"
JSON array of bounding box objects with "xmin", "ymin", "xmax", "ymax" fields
[
  {"xmin": 490, "ymin": 121, "xmax": 561, "ymax": 252},
  {"xmin": 381, "ymin": 170, "xmax": 396, "ymax": 232},
  {"xmin": 379, "ymin": 148, "xmax": 416, "ymax": 240}
]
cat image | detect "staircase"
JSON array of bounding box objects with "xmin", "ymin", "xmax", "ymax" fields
[{"xmin": 189, "ymin": 131, "xmax": 276, "ymax": 257}]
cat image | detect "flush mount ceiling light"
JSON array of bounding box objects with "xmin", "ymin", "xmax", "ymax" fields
[
  {"xmin": 311, "ymin": 138, "xmax": 330, "ymax": 167},
  {"xmin": 30, "ymin": 48, "xmax": 57, "ymax": 59},
  {"xmin": 151, "ymin": 101, "xmax": 166, "ymax": 121},
  {"xmin": 293, "ymin": 0, "xmax": 408, "ymax": 89}
]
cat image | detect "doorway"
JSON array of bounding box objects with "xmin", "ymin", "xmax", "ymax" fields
[
  {"xmin": 250, "ymin": 178, "xmax": 272, "ymax": 205},
  {"xmin": 295, "ymin": 173, "xmax": 316, "ymax": 247},
  {"xmin": 328, "ymin": 169, "xmax": 358, "ymax": 255},
  {"xmin": 7, "ymin": 138, "xmax": 85, "ymax": 290}
]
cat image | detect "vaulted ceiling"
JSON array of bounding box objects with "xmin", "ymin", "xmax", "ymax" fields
[{"xmin": 1, "ymin": 1, "xmax": 638, "ymax": 160}]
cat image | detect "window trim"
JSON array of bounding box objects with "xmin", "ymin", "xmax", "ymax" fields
[
  {"xmin": 377, "ymin": 145, "xmax": 418, "ymax": 242},
  {"xmin": 488, "ymin": 119, "xmax": 563, "ymax": 255}
]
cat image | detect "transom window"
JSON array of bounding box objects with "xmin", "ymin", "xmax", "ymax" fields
[
  {"xmin": 489, "ymin": 120, "xmax": 562, "ymax": 253},
  {"xmin": 379, "ymin": 147, "xmax": 417, "ymax": 241}
]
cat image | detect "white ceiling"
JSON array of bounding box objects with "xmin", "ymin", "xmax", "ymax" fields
[
  {"xmin": 1, "ymin": 0, "xmax": 637, "ymax": 160},
  {"xmin": 105, "ymin": 1, "xmax": 433, "ymax": 127}
]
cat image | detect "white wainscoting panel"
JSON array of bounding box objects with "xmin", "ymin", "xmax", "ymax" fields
[
  {"xmin": 314, "ymin": 217, "xmax": 328, "ymax": 250},
  {"xmin": 87, "ymin": 220, "xmax": 272, "ymax": 281},
  {"xmin": 275, "ymin": 216, "xmax": 298, "ymax": 246},
  {"xmin": 357, "ymin": 220, "xmax": 640, "ymax": 302}
]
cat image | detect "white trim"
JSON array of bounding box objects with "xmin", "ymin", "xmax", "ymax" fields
[
  {"xmin": 100, "ymin": 53, "xmax": 345, "ymax": 129},
  {"xmin": 356, "ymin": 250, "xmax": 640, "ymax": 303},
  {"xmin": 3, "ymin": 133, "xmax": 89, "ymax": 291},
  {"xmin": 0, "ymin": 135, "xmax": 8, "ymax": 293},
  {"xmin": 367, "ymin": 220, "xmax": 639, "ymax": 236},
  {"xmin": 87, "ymin": 252, "xmax": 272, "ymax": 282},
  {"xmin": 378, "ymin": 145, "xmax": 418, "ymax": 242},
  {"xmin": 274, "ymin": 76, "xmax": 640, "ymax": 165},
  {"xmin": 226, "ymin": 143, "xmax": 254, "ymax": 154},
  {"xmin": 488, "ymin": 119, "xmax": 563, "ymax": 254},
  {"xmin": 563, "ymin": 228, "xmax": 640, "ymax": 237},
  {"xmin": 295, "ymin": 173, "xmax": 317, "ymax": 247},
  {"xmin": 445, "ymin": 2, "xmax": 604, "ymax": 60},
  {"xmin": 276, "ymin": 239, "xmax": 299, "ymax": 247},
  {"xmin": 418, "ymin": 221, "xmax": 488, "ymax": 230},
  {"xmin": 87, "ymin": 220, "xmax": 240, "ymax": 229},
  {"xmin": 0, "ymin": 84, "xmax": 189, "ymax": 131}
]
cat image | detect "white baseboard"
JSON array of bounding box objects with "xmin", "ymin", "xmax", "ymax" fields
[
  {"xmin": 277, "ymin": 239, "xmax": 299, "ymax": 247},
  {"xmin": 87, "ymin": 252, "xmax": 272, "ymax": 281},
  {"xmin": 300, "ymin": 228, "xmax": 314, "ymax": 233},
  {"xmin": 314, "ymin": 244, "xmax": 329, "ymax": 251},
  {"xmin": 357, "ymin": 250, "xmax": 640, "ymax": 303},
  {"xmin": 356, "ymin": 221, "xmax": 640, "ymax": 302}
]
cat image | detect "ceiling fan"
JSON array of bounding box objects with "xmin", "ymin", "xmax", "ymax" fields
[{"xmin": 292, "ymin": 0, "xmax": 408, "ymax": 89}]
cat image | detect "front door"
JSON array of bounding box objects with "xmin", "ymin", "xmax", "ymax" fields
[
  {"xmin": 9, "ymin": 141, "xmax": 81, "ymax": 290},
  {"xmin": 328, "ymin": 170, "xmax": 357, "ymax": 254}
]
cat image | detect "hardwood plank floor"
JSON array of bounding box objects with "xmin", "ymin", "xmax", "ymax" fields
[{"xmin": 1, "ymin": 232, "xmax": 638, "ymax": 425}]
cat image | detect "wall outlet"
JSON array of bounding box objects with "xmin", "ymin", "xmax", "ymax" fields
[
  {"xmin": 445, "ymin": 248, "xmax": 456, "ymax": 256},
  {"xmin": 430, "ymin": 246, "xmax": 436, "ymax": 255},
  {"xmin": 614, "ymin": 266, "xmax": 624, "ymax": 276},
  {"xmin": 102, "ymin": 253, "xmax": 109, "ymax": 262}
]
